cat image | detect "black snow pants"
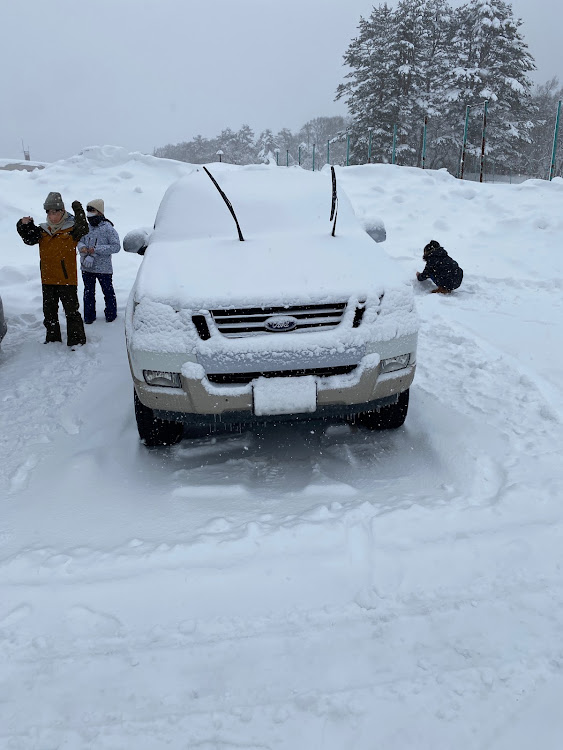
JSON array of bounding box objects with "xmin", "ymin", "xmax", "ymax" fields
[{"xmin": 42, "ymin": 284, "xmax": 86, "ymax": 347}]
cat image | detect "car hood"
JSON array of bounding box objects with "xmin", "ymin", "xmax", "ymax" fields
[{"xmin": 134, "ymin": 230, "xmax": 408, "ymax": 310}]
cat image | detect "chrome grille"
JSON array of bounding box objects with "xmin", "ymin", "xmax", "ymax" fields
[
  {"xmin": 210, "ymin": 302, "xmax": 347, "ymax": 338},
  {"xmin": 207, "ymin": 365, "xmax": 357, "ymax": 385}
]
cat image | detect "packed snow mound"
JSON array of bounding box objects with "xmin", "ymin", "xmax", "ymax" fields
[
  {"xmin": 337, "ymin": 163, "xmax": 563, "ymax": 283},
  {"xmin": 66, "ymin": 144, "xmax": 178, "ymax": 169}
]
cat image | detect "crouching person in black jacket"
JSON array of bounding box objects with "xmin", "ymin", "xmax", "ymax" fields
[{"xmin": 416, "ymin": 240, "xmax": 463, "ymax": 294}]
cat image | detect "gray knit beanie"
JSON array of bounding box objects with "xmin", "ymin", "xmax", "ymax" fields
[{"xmin": 43, "ymin": 192, "xmax": 65, "ymax": 211}]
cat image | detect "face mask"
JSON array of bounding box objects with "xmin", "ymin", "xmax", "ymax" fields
[{"xmin": 87, "ymin": 211, "xmax": 97, "ymax": 218}]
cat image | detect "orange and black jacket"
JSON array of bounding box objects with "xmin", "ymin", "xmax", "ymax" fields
[{"xmin": 17, "ymin": 201, "xmax": 89, "ymax": 285}]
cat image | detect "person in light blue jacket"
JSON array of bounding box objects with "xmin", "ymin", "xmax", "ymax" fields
[{"xmin": 78, "ymin": 199, "xmax": 121, "ymax": 324}]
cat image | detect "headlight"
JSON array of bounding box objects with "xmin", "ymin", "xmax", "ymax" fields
[
  {"xmin": 143, "ymin": 370, "xmax": 182, "ymax": 388},
  {"xmin": 380, "ymin": 354, "xmax": 411, "ymax": 373}
]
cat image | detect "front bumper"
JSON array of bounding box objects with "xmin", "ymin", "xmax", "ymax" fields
[{"xmin": 132, "ymin": 355, "xmax": 416, "ymax": 425}]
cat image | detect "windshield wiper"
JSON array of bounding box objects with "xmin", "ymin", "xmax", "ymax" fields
[
  {"xmin": 203, "ymin": 167, "xmax": 244, "ymax": 241},
  {"xmin": 330, "ymin": 166, "xmax": 338, "ymax": 237}
]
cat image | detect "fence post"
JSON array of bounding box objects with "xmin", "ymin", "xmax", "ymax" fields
[
  {"xmin": 421, "ymin": 115, "xmax": 428, "ymax": 169},
  {"xmin": 346, "ymin": 133, "xmax": 350, "ymax": 166},
  {"xmin": 298, "ymin": 145, "xmax": 302, "ymax": 166},
  {"xmin": 312, "ymin": 143, "xmax": 316, "ymax": 172},
  {"xmin": 275, "ymin": 148, "xmax": 280, "ymax": 166},
  {"xmin": 392, "ymin": 124, "xmax": 397, "ymax": 165},
  {"xmin": 368, "ymin": 127, "xmax": 373, "ymax": 163},
  {"xmin": 479, "ymin": 100, "xmax": 488, "ymax": 183},
  {"xmin": 550, "ymin": 100, "xmax": 562, "ymax": 180},
  {"xmin": 327, "ymin": 140, "xmax": 330, "ymax": 166},
  {"xmin": 459, "ymin": 105, "xmax": 470, "ymax": 179},
  {"xmin": 286, "ymin": 149, "xmax": 289, "ymax": 167}
]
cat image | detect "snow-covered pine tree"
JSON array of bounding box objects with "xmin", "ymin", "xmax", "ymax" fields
[
  {"xmin": 417, "ymin": 0, "xmax": 461, "ymax": 168},
  {"xmin": 448, "ymin": 0, "xmax": 535, "ymax": 174},
  {"xmin": 336, "ymin": 0, "xmax": 536, "ymax": 173},
  {"xmin": 337, "ymin": 0, "xmax": 457, "ymax": 166},
  {"xmin": 389, "ymin": 0, "xmax": 432, "ymax": 165},
  {"xmin": 256, "ymin": 129, "xmax": 279, "ymax": 164},
  {"xmin": 229, "ymin": 125, "xmax": 256, "ymax": 165},
  {"xmin": 335, "ymin": 4, "xmax": 398, "ymax": 164}
]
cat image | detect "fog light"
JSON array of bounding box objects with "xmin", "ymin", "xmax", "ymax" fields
[
  {"xmin": 143, "ymin": 370, "xmax": 182, "ymax": 388},
  {"xmin": 381, "ymin": 354, "xmax": 410, "ymax": 373}
]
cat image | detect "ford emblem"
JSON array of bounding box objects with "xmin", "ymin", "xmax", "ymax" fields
[{"xmin": 265, "ymin": 315, "xmax": 298, "ymax": 333}]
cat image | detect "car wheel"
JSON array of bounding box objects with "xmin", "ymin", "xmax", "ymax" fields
[
  {"xmin": 134, "ymin": 390, "xmax": 184, "ymax": 446},
  {"xmin": 356, "ymin": 389, "xmax": 409, "ymax": 430}
]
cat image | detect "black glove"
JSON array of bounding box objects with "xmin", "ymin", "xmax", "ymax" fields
[{"xmin": 70, "ymin": 201, "xmax": 89, "ymax": 241}]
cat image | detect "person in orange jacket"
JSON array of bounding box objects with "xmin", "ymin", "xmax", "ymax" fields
[{"xmin": 17, "ymin": 192, "xmax": 89, "ymax": 347}]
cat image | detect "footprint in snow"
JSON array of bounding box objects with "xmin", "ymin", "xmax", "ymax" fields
[
  {"xmin": 9, "ymin": 455, "xmax": 39, "ymax": 493},
  {"xmin": 66, "ymin": 605, "xmax": 123, "ymax": 637},
  {"xmin": 0, "ymin": 603, "xmax": 33, "ymax": 629}
]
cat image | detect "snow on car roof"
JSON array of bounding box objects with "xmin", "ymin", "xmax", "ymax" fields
[{"xmin": 152, "ymin": 164, "xmax": 364, "ymax": 242}]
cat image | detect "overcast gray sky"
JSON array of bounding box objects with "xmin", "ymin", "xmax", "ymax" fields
[{"xmin": 1, "ymin": 0, "xmax": 561, "ymax": 162}]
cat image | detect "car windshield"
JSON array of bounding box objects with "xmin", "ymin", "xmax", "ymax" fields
[{"xmin": 152, "ymin": 166, "xmax": 360, "ymax": 243}]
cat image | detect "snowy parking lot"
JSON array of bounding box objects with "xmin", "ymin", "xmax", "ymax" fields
[{"xmin": 1, "ymin": 148, "xmax": 563, "ymax": 749}]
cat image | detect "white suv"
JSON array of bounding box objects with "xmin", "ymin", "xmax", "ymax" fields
[{"xmin": 124, "ymin": 165, "xmax": 418, "ymax": 446}]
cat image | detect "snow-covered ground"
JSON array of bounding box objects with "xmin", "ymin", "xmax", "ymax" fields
[{"xmin": 1, "ymin": 146, "xmax": 562, "ymax": 749}]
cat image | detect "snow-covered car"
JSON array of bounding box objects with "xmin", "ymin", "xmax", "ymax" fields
[
  {"xmin": 124, "ymin": 166, "xmax": 418, "ymax": 446},
  {"xmin": 0, "ymin": 293, "xmax": 7, "ymax": 347}
]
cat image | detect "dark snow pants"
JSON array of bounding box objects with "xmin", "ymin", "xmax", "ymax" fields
[
  {"xmin": 42, "ymin": 284, "xmax": 87, "ymax": 347},
  {"xmin": 82, "ymin": 272, "xmax": 117, "ymax": 324}
]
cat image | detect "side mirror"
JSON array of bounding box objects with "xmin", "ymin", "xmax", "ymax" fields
[{"xmin": 123, "ymin": 227, "xmax": 151, "ymax": 255}]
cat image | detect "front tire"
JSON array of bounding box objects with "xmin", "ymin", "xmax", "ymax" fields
[
  {"xmin": 134, "ymin": 390, "xmax": 184, "ymax": 446},
  {"xmin": 356, "ymin": 389, "xmax": 409, "ymax": 430}
]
